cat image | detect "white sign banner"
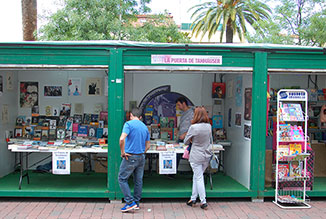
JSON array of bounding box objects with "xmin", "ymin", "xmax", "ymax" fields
[
  {"xmin": 278, "ymin": 90, "xmax": 307, "ymax": 101},
  {"xmin": 151, "ymin": 55, "xmax": 222, "ymax": 65},
  {"xmin": 52, "ymin": 151, "xmax": 70, "ymax": 175},
  {"xmin": 159, "ymin": 151, "xmax": 177, "ymax": 174}
]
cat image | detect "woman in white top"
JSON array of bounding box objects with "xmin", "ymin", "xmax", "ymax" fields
[{"xmin": 184, "ymin": 106, "xmax": 212, "ymax": 210}]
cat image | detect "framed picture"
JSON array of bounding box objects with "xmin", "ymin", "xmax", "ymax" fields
[
  {"xmin": 89, "ymin": 127, "xmax": 96, "ymax": 137},
  {"xmin": 23, "ymin": 126, "xmax": 34, "ymax": 139},
  {"xmin": 53, "ymin": 107, "xmax": 59, "ymax": 116},
  {"xmin": 42, "ymin": 121, "xmax": 50, "ymax": 128},
  {"xmin": 41, "ymin": 129, "xmax": 49, "ymax": 141},
  {"xmin": 20, "ymin": 81, "xmax": 39, "ymax": 108},
  {"xmin": 212, "ymin": 82, "xmax": 225, "ymax": 98},
  {"xmin": 68, "ymin": 78, "xmax": 81, "ymax": 96},
  {"xmin": 86, "ymin": 78, "xmax": 102, "ymax": 96},
  {"xmin": 60, "ymin": 103, "xmax": 71, "ymax": 117},
  {"xmin": 14, "ymin": 128, "xmax": 23, "ymax": 138},
  {"xmin": 44, "ymin": 85, "xmax": 62, "ymax": 97},
  {"xmin": 33, "ymin": 129, "xmax": 42, "ymax": 140},
  {"xmin": 49, "ymin": 129, "xmax": 56, "ymax": 141},
  {"xmin": 57, "ymin": 128, "xmax": 65, "ymax": 140}
]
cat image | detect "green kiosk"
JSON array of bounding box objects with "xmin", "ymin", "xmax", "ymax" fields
[{"xmin": 0, "ymin": 41, "xmax": 325, "ymax": 200}]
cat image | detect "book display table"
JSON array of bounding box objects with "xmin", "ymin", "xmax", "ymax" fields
[
  {"xmin": 146, "ymin": 141, "xmax": 225, "ymax": 189},
  {"xmin": 8, "ymin": 140, "xmax": 107, "ymax": 190}
]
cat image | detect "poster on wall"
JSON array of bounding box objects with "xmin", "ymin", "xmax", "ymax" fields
[
  {"xmin": 74, "ymin": 103, "xmax": 84, "ymax": 115},
  {"xmin": 45, "ymin": 106, "xmax": 52, "ymax": 116},
  {"xmin": 159, "ymin": 151, "xmax": 176, "ymax": 174},
  {"xmin": 20, "ymin": 82, "xmax": 39, "ymax": 108},
  {"xmin": 236, "ymin": 76, "xmax": 243, "ymax": 107},
  {"xmin": 6, "ymin": 72, "xmax": 13, "ymax": 91},
  {"xmin": 104, "ymin": 76, "xmax": 108, "ymax": 96},
  {"xmin": 0, "ymin": 75, "xmax": 3, "ymax": 96},
  {"xmin": 2, "ymin": 104, "xmax": 9, "ymax": 124},
  {"xmin": 94, "ymin": 103, "xmax": 103, "ymax": 114},
  {"xmin": 68, "ymin": 78, "xmax": 81, "ymax": 96},
  {"xmin": 212, "ymin": 82, "xmax": 225, "ymax": 98},
  {"xmin": 60, "ymin": 103, "xmax": 71, "ymax": 116},
  {"xmin": 53, "ymin": 107, "xmax": 59, "ymax": 116},
  {"xmin": 228, "ymin": 108, "xmax": 232, "ymax": 127},
  {"xmin": 244, "ymin": 88, "xmax": 252, "ymax": 120},
  {"xmin": 227, "ymin": 80, "xmax": 234, "ymax": 98},
  {"xmin": 244, "ymin": 123, "xmax": 251, "ymax": 140},
  {"xmin": 86, "ymin": 78, "xmax": 102, "ymax": 96},
  {"xmin": 235, "ymin": 112, "xmax": 242, "ymax": 127},
  {"xmin": 44, "ymin": 85, "xmax": 62, "ymax": 97},
  {"xmin": 52, "ymin": 151, "xmax": 70, "ymax": 175}
]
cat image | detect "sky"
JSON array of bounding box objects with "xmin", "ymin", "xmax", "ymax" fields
[{"xmin": 0, "ymin": 0, "xmax": 203, "ymax": 42}]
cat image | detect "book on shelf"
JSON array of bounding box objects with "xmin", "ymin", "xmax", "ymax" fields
[
  {"xmin": 280, "ymin": 103, "xmax": 304, "ymax": 121},
  {"xmin": 78, "ymin": 125, "xmax": 88, "ymax": 137},
  {"xmin": 73, "ymin": 114, "xmax": 83, "ymax": 124},
  {"xmin": 160, "ymin": 117, "xmax": 169, "ymax": 128},
  {"xmin": 278, "ymin": 144, "xmax": 289, "ymax": 160},
  {"xmin": 278, "ymin": 164, "xmax": 289, "ymax": 179},
  {"xmin": 278, "ymin": 124, "xmax": 304, "ymax": 141},
  {"xmin": 289, "ymin": 143, "xmax": 302, "ymax": 155},
  {"xmin": 289, "ymin": 160, "xmax": 302, "ymax": 177}
]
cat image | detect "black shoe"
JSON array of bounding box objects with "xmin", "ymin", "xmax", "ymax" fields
[
  {"xmin": 186, "ymin": 200, "xmax": 196, "ymax": 207},
  {"xmin": 200, "ymin": 203, "xmax": 208, "ymax": 210}
]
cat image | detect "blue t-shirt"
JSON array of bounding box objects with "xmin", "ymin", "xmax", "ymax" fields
[{"xmin": 122, "ymin": 120, "xmax": 150, "ymax": 154}]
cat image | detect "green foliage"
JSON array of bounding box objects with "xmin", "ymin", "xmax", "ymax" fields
[
  {"xmin": 247, "ymin": 0, "xmax": 326, "ymax": 46},
  {"xmin": 189, "ymin": 0, "xmax": 271, "ymax": 43},
  {"xmin": 38, "ymin": 0, "xmax": 189, "ymax": 43},
  {"xmin": 129, "ymin": 14, "xmax": 190, "ymax": 43}
]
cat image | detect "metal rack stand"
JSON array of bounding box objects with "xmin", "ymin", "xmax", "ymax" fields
[{"xmin": 273, "ymin": 89, "xmax": 311, "ymax": 209}]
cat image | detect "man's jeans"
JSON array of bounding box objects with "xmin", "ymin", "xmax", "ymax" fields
[{"xmin": 118, "ymin": 154, "xmax": 145, "ymax": 204}]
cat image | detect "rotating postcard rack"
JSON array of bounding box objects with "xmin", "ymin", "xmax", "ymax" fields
[{"xmin": 273, "ymin": 89, "xmax": 311, "ymax": 209}]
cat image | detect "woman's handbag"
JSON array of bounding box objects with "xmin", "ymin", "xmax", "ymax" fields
[
  {"xmin": 210, "ymin": 154, "xmax": 219, "ymax": 170},
  {"xmin": 182, "ymin": 146, "xmax": 190, "ymax": 159}
]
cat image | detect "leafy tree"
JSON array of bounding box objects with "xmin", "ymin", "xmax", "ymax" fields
[
  {"xmin": 38, "ymin": 0, "xmax": 188, "ymax": 43},
  {"xmin": 38, "ymin": 0, "xmax": 148, "ymax": 40},
  {"xmin": 302, "ymin": 10, "xmax": 326, "ymax": 46},
  {"xmin": 189, "ymin": 0, "xmax": 271, "ymax": 43},
  {"xmin": 247, "ymin": 0, "xmax": 326, "ymax": 46},
  {"xmin": 129, "ymin": 14, "xmax": 190, "ymax": 43}
]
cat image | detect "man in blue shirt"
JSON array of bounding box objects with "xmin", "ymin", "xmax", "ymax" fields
[{"xmin": 118, "ymin": 108, "xmax": 150, "ymax": 212}]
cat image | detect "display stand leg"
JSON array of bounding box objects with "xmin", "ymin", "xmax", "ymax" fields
[
  {"xmin": 209, "ymin": 172, "xmax": 213, "ymax": 190},
  {"xmin": 218, "ymin": 151, "xmax": 225, "ymax": 175},
  {"xmin": 273, "ymin": 201, "xmax": 311, "ymax": 209},
  {"xmin": 25, "ymin": 152, "xmax": 30, "ymax": 184},
  {"xmin": 19, "ymin": 152, "xmax": 23, "ymax": 190},
  {"xmin": 18, "ymin": 152, "xmax": 30, "ymax": 190}
]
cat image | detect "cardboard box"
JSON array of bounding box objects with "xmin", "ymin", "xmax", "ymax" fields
[
  {"xmin": 311, "ymin": 143, "xmax": 326, "ymax": 177},
  {"xmin": 94, "ymin": 157, "xmax": 107, "ymax": 173},
  {"xmin": 71, "ymin": 155, "xmax": 84, "ymax": 173},
  {"xmin": 265, "ymin": 150, "xmax": 273, "ymax": 187}
]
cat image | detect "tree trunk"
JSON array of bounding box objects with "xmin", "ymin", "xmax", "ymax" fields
[
  {"xmin": 22, "ymin": 0, "xmax": 37, "ymax": 41},
  {"xmin": 226, "ymin": 19, "xmax": 233, "ymax": 43}
]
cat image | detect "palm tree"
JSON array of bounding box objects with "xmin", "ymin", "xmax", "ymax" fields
[
  {"xmin": 189, "ymin": 0, "xmax": 271, "ymax": 43},
  {"xmin": 22, "ymin": 0, "xmax": 37, "ymax": 41}
]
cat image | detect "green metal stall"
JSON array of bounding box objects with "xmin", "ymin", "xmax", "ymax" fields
[{"xmin": 0, "ymin": 42, "xmax": 325, "ymax": 200}]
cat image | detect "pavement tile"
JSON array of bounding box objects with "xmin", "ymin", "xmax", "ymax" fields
[{"xmin": 0, "ymin": 198, "xmax": 326, "ymax": 219}]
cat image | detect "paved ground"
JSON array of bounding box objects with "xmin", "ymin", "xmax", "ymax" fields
[{"xmin": 0, "ymin": 198, "xmax": 326, "ymax": 219}]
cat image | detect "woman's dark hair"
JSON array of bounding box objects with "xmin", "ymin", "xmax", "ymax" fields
[{"xmin": 191, "ymin": 107, "xmax": 210, "ymax": 124}]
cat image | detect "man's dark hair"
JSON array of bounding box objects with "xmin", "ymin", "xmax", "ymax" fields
[
  {"xmin": 176, "ymin": 97, "xmax": 188, "ymax": 106},
  {"xmin": 131, "ymin": 107, "xmax": 142, "ymax": 118}
]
